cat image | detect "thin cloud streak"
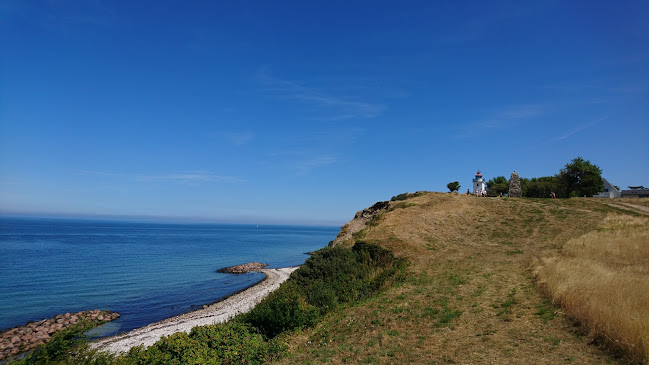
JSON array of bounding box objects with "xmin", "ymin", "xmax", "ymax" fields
[
  {"xmin": 549, "ymin": 117, "xmax": 607, "ymax": 142},
  {"xmin": 258, "ymin": 71, "xmax": 386, "ymax": 121},
  {"xmin": 136, "ymin": 173, "xmax": 246, "ymax": 184},
  {"xmin": 292, "ymin": 155, "xmax": 336, "ymax": 175},
  {"xmin": 79, "ymin": 170, "xmax": 246, "ymax": 184},
  {"xmin": 434, "ymin": 3, "xmax": 554, "ymax": 43},
  {"xmin": 457, "ymin": 104, "xmax": 544, "ymax": 138}
]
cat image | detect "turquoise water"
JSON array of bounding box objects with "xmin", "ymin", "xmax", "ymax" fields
[{"xmin": 0, "ymin": 217, "xmax": 338, "ymax": 335}]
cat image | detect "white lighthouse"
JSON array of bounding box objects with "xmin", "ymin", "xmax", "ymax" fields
[{"xmin": 473, "ymin": 170, "xmax": 486, "ymax": 196}]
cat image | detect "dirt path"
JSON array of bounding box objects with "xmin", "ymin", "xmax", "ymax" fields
[
  {"xmin": 608, "ymin": 202, "xmax": 649, "ymax": 215},
  {"xmin": 92, "ymin": 267, "xmax": 298, "ymax": 354}
]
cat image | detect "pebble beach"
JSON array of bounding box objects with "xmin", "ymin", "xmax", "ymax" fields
[{"xmin": 92, "ymin": 267, "xmax": 298, "ymax": 354}]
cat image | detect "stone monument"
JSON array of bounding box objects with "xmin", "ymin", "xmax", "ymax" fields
[{"xmin": 508, "ymin": 171, "xmax": 522, "ymax": 198}]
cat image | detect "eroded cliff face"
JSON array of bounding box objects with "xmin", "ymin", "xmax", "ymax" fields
[{"xmin": 332, "ymin": 201, "xmax": 390, "ymax": 246}]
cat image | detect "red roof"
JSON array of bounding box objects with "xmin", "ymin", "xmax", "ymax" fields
[{"xmin": 475, "ymin": 170, "xmax": 482, "ymax": 177}]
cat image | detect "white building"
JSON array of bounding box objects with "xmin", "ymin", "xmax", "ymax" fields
[
  {"xmin": 594, "ymin": 178, "xmax": 621, "ymax": 198},
  {"xmin": 473, "ymin": 170, "xmax": 487, "ymax": 196}
]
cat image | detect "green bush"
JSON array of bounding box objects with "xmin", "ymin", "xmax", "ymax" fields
[
  {"xmin": 121, "ymin": 322, "xmax": 283, "ymax": 365},
  {"xmin": 306, "ymin": 281, "xmax": 339, "ymax": 310},
  {"xmin": 390, "ymin": 192, "xmax": 426, "ymax": 201},
  {"xmin": 239, "ymin": 282, "xmax": 319, "ymax": 338},
  {"xmin": 292, "ymin": 245, "xmax": 367, "ymax": 303},
  {"xmin": 242, "ymin": 242, "xmax": 406, "ymax": 338}
]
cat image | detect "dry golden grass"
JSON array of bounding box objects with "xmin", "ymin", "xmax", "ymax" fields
[
  {"xmin": 614, "ymin": 198, "xmax": 649, "ymax": 208},
  {"xmin": 535, "ymin": 215, "xmax": 649, "ymax": 364},
  {"xmin": 277, "ymin": 194, "xmax": 643, "ymax": 364}
]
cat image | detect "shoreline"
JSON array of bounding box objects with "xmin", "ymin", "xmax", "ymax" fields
[{"xmin": 92, "ymin": 266, "xmax": 299, "ymax": 354}]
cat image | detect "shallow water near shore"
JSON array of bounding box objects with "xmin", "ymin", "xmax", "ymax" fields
[{"xmin": 0, "ymin": 217, "xmax": 337, "ymax": 335}]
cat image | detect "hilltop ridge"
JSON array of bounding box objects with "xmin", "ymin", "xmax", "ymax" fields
[{"xmin": 279, "ymin": 192, "xmax": 648, "ymax": 364}]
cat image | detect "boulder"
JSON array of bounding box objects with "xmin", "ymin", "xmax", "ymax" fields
[{"xmin": 508, "ymin": 171, "xmax": 522, "ymax": 198}]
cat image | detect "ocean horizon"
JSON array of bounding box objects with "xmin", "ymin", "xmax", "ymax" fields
[{"xmin": 0, "ymin": 217, "xmax": 338, "ymax": 335}]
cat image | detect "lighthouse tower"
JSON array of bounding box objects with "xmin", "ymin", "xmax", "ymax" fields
[{"xmin": 473, "ymin": 170, "xmax": 487, "ymax": 196}]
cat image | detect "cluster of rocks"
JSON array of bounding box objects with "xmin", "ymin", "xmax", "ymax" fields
[
  {"xmin": 218, "ymin": 262, "xmax": 268, "ymax": 273},
  {"xmin": 0, "ymin": 309, "xmax": 120, "ymax": 361}
]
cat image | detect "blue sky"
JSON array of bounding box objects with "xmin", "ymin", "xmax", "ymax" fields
[{"xmin": 1, "ymin": 1, "xmax": 648, "ymax": 225}]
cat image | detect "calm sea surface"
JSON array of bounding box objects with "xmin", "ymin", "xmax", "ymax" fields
[{"xmin": 0, "ymin": 217, "xmax": 338, "ymax": 335}]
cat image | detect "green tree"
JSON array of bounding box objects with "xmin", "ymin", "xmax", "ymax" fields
[
  {"xmin": 556, "ymin": 157, "xmax": 604, "ymax": 198},
  {"xmin": 524, "ymin": 176, "xmax": 557, "ymax": 198},
  {"xmin": 520, "ymin": 177, "xmax": 530, "ymax": 197},
  {"xmin": 447, "ymin": 181, "xmax": 460, "ymax": 192},
  {"xmin": 486, "ymin": 176, "xmax": 508, "ymax": 196}
]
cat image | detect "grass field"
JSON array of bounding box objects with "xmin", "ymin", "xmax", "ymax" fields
[
  {"xmin": 278, "ymin": 193, "xmax": 648, "ymax": 364},
  {"xmin": 535, "ymin": 214, "xmax": 649, "ymax": 363}
]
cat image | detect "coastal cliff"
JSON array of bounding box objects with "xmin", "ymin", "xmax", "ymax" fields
[{"xmin": 332, "ymin": 200, "xmax": 390, "ymax": 246}]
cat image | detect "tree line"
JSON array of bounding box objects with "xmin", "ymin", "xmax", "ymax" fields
[
  {"xmin": 488, "ymin": 157, "xmax": 604, "ymax": 198},
  {"xmin": 448, "ymin": 157, "xmax": 605, "ymax": 198}
]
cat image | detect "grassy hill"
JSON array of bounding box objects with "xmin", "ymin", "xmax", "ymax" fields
[{"xmin": 278, "ymin": 193, "xmax": 648, "ymax": 364}]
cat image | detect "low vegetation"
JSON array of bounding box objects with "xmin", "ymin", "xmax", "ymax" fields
[
  {"xmin": 535, "ymin": 214, "xmax": 649, "ymax": 363},
  {"xmin": 390, "ymin": 191, "xmax": 427, "ymax": 201},
  {"xmin": 123, "ymin": 322, "xmax": 282, "ymax": 365},
  {"xmin": 241, "ymin": 242, "xmax": 406, "ymax": 339}
]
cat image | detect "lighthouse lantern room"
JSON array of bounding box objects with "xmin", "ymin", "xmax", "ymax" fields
[{"xmin": 473, "ymin": 170, "xmax": 487, "ymax": 196}]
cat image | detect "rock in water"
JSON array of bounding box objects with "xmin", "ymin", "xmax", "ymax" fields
[
  {"xmin": 509, "ymin": 171, "xmax": 522, "ymax": 198},
  {"xmin": 218, "ymin": 262, "xmax": 268, "ymax": 273}
]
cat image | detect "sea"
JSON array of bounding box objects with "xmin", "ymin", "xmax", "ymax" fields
[{"xmin": 0, "ymin": 217, "xmax": 338, "ymax": 336}]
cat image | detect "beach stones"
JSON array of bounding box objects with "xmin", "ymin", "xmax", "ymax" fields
[
  {"xmin": 218, "ymin": 262, "xmax": 269, "ymax": 273},
  {"xmin": 0, "ymin": 309, "xmax": 120, "ymax": 361}
]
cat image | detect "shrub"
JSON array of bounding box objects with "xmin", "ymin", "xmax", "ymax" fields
[
  {"xmin": 390, "ymin": 192, "xmax": 426, "ymax": 201},
  {"xmin": 447, "ymin": 181, "xmax": 460, "ymax": 193},
  {"xmin": 241, "ymin": 242, "xmax": 405, "ymax": 338},
  {"xmin": 121, "ymin": 322, "xmax": 283, "ymax": 365},
  {"xmin": 239, "ymin": 282, "xmax": 320, "ymax": 338}
]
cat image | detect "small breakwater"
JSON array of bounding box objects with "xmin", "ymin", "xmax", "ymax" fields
[
  {"xmin": 0, "ymin": 309, "xmax": 120, "ymax": 361},
  {"xmin": 217, "ymin": 262, "xmax": 268, "ymax": 273}
]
